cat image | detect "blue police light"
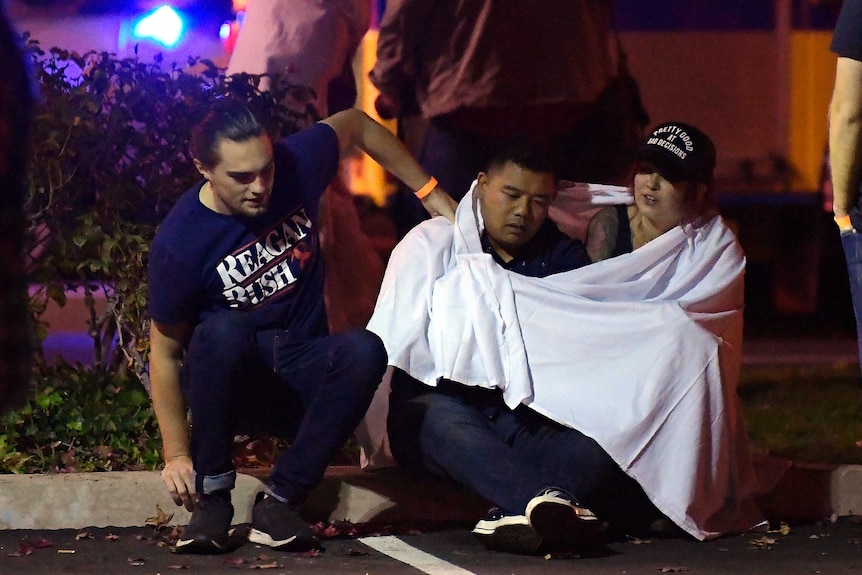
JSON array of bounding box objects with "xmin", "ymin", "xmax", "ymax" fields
[
  {"xmin": 132, "ymin": 6, "xmax": 184, "ymax": 48},
  {"xmin": 219, "ymin": 21, "xmax": 231, "ymax": 41}
]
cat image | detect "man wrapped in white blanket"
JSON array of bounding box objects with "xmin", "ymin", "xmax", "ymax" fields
[{"xmin": 366, "ymin": 124, "xmax": 766, "ymax": 554}]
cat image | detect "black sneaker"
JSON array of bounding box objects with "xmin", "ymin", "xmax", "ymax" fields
[
  {"xmin": 175, "ymin": 491, "xmax": 234, "ymax": 554},
  {"xmin": 471, "ymin": 507, "xmax": 544, "ymax": 555},
  {"xmin": 248, "ymin": 492, "xmax": 321, "ymax": 552},
  {"xmin": 525, "ymin": 488, "xmax": 601, "ymax": 550}
]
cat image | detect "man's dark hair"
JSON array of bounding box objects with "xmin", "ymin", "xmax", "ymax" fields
[
  {"xmin": 191, "ymin": 98, "xmax": 268, "ymax": 168},
  {"xmin": 484, "ymin": 135, "xmax": 561, "ymax": 180}
]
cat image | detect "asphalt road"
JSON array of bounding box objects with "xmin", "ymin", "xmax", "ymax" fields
[{"xmin": 1, "ymin": 516, "xmax": 861, "ymax": 575}]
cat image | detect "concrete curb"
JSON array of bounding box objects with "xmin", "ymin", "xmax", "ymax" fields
[
  {"xmin": 0, "ymin": 466, "xmax": 488, "ymax": 531},
  {"xmin": 0, "ymin": 462, "xmax": 859, "ymax": 531},
  {"xmin": 753, "ymin": 457, "xmax": 862, "ymax": 523}
]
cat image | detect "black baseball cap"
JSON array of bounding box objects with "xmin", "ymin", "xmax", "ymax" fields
[{"xmin": 635, "ymin": 122, "xmax": 716, "ymax": 183}]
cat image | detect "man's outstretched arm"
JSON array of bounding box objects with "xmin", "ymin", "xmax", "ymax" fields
[{"xmin": 321, "ymin": 108, "xmax": 458, "ymax": 221}]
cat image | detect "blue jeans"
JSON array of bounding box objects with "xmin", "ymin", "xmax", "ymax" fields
[
  {"xmin": 841, "ymin": 229, "xmax": 862, "ymax": 372},
  {"xmin": 182, "ymin": 311, "xmax": 386, "ymax": 503},
  {"xmin": 388, "ymin": 371, "xmax": 661, "ymax": 536}
]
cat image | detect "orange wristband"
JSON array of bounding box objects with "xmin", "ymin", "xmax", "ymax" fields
[
  {"xmin": 835, "ymin": 214, "xmax": 853, "ymax": 231},
  {"xmin": 414, "ymin": 176, "xmax": 438, "ymax": 199}
]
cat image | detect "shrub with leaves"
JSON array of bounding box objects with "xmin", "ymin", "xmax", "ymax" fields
[{"xmin": 0, "ymin": 363, "xmax": 160, "ymax": 473}]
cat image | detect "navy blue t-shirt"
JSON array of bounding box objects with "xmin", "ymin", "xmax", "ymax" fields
[
  {"xmin": 148, "ymin": 122, "xmax": 340, "ymax": 337},
  {"xmin": 832, "ymin": 0, "xmax": 862, "ymax": 61},
  {"xmin": 480, "ymin": 219, "xmax": 591, "ymax": 277}
]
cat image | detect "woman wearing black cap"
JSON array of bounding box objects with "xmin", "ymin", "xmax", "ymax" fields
[{"xmin": 586, "ymin": 121, "xmax": 718, "ymax": 261}]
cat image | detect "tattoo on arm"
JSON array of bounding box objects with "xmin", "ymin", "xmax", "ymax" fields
[{"xmin": 586, "ymin": 207, "xmax": 619, "ymax": 262}]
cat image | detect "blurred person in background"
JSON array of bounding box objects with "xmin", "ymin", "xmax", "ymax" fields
[
  {"xmin": 370, "ymin": 0, "xmax": 648, "ymax": 237},
  {"xmin": 226, "ymin": 0, "xmax": 371, "ymax": 118},
  {"xmin": 0, "ymin": 0, "xmax": 36, "ymax": 414},
  {"xmin": 829, "ymin": 0, "xmax": 862, "ymax": 376}
]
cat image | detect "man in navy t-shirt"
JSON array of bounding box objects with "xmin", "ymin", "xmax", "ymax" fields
[{"xmin": 148, "ymin": 98, "xmax": 455, "ymax": 554}]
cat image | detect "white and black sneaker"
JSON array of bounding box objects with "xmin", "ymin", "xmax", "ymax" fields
[
  {"xmin": 174, "ymin": 491, "xmax": 234, "ymax": 554},
  {"xmin": 248, "ymin": 492, "xmax": 321, "ymax": 552},
  {"xmin": 525, "ymin": 488, "xmax": 601, "ymax": 550},
  {"xmin": 471, "ymin": 507, "xmax": 544, "ymax": 555}
]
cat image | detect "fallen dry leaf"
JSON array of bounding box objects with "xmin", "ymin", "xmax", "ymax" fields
[
  {"xmin": 346, "ymin": 548, "xmax": 370, "ymax": 557},
  {"xmin": 33, "ymin": 538, "xmax": 52, "ymax": 548},
  {"xmin": 105, "ymin": 533, "xmax": 120, "ymax": 541},
  {"xmin": 167, "ymin": 564, "xmax": 189, "ymax": 569},
  {"xmin": 255, "ymin": 554, "xmax": 275, "ymax": 561},
  {"xmin": 542, "ymin": 550, "xmax": 582, "ymax": 560},
  {"xmin": 223, "ymin": 557, "xmax": 247, "ymax": 566},
  {"xmin": 749, "ymin": 536, "xmax": 776, "ymax": 549},
  {"xmin": 146, "ymin": 503, "xmax": 175, "ymax": 529},
  {"xmin": 299, "ymin": 549, "xmax": 320, "ymax": 558},
  {"xmin": 9, "ymin": 538, "xmax": 53, "ymax": 556},
  {"xmin": 251, "ymin": 561, "xmax": 279, "ymax": 569},
  {"xmin": 8, "ymin": 546, "xmax": 31, "ymax": 557},
  {"xmin": 75, "ymin": 531, "xmax": 93, "ymax": 541}
]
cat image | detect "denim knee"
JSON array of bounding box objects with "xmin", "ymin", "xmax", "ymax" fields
[
  {"xmin": 335, "ymin": 328, "xmax": 387, "ymax": 384},
  {"xmin": 418, "ymin": 393, "xmax": 491, "ymax": 450}
]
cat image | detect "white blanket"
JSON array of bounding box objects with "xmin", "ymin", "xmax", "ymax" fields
[{"xmin": 365, "ymin": 183, "xmax": 765, "ymax": 541}]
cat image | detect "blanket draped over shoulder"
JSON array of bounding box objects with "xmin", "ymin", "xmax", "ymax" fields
[{"xmin": 364, "ymin": 183, "xmax": 765, "ymax": 541}]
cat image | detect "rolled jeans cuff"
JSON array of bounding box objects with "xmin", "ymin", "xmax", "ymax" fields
[{"xmin": 199, "ymin": 469, "xmax": 236, "ymax": 495}]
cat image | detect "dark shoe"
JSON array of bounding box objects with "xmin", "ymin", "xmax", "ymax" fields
[
  {"xmin": 525, "ymin": 488, "xmax": 601, "ymax": 550},
  {"xmin": 471, "ymin": 507, "xmax": 544, "ymax": 555},
  {"xmin": 248, "ymin": 492, "xmax": 321, "ymax": 552},
  {"xmin": 175, "ymin": 491, "xmax": 234, "ymax": 554}
]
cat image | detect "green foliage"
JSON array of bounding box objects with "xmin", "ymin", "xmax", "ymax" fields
[
  {"xmin": 0, "ymin": 364, "xmax": 161, "ymax": 473},
  {"xmin": 739, "ymin": 365, "xmax": 862, "ymax": 465}
]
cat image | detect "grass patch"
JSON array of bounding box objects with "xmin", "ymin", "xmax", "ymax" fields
[{"xmin": 739, "ymin": 364, "xmax": 862, "ymax": 465}]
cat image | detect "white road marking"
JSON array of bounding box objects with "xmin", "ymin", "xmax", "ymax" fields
[{"xmin": 359, "ymin": 535, "xmax": 478, "ymax": 575}]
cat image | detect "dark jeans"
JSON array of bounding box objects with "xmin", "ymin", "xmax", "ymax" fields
[
  {"xmin": 182, "ymin": 311, "xmax": 386, "ymax": 503},
  {"xmin": 388, "ymin": 370, "xmax": 662, "ymax": 537},
  {"xmin": 842, "ymin": 228, "xmax": 862, "ymax": 372}
]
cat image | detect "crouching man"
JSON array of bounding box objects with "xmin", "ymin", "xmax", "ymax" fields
[{"xmin": 148, "ymin": 98, "xmax": 456, "ymax": 554}]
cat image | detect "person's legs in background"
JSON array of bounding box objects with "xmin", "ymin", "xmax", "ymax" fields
[{"xmin": 841, "ymin": 228, "xmax": 862, "ymax": 375}]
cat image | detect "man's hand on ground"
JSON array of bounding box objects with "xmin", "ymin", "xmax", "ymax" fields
[{"xmin": 162, "ymin": 455, "xmax": 197, "ymax": 512}]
